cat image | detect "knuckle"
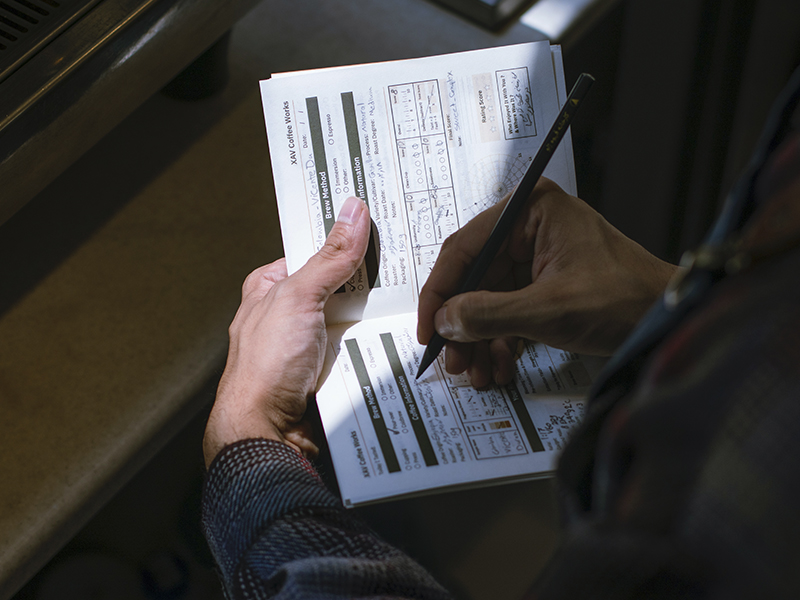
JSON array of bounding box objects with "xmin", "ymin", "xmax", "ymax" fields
[
  {"xmin": 538, "ymin": 177, "xmax": 559, "ymax": 191},
  {"xmin": 440, "ymin": 233, "xmax": 457, "ymax": 252},
  {"xmin": 241, "ymin": 269, "xmax": 260, "ymax": 294},
  {"xmin": 320, "ymin": 229, "xmax": 351, "ymax": 260},
  {"xmin": 438, "ymin": 233, "xmax": 467, "ymax": 263},
  {"xmin": 320, "ymin": 231, "xmax": 361, "ymax": 273},
  {"xmin": 241, "ymin": 264, "xmax": 272, "ymax": 295}
]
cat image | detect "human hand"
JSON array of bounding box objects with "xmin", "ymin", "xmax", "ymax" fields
[
  {"xmin": 417, "ymin": 178, "xmax": 676, "ymax": 388},
  {"xmin": 203, "ymin": 197, "xmax": 371, "ymax": 468}
]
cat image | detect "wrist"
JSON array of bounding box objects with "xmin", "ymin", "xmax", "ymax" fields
[{"xmin": 203, "ymin": 398, "xmax": 285, "ymax": 468}]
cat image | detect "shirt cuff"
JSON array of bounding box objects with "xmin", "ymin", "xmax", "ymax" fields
[{"xmin": 201, "ymin": 438, "xmax": 341, "ymax": 585}]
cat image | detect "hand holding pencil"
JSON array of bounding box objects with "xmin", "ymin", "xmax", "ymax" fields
[
  {"xmin": 415, "ymin": 73, "xmax": 595, "ymax": 381},
  {"xmin": 416, "ymin": 75, "xmax": 677, "ymax": 386}
]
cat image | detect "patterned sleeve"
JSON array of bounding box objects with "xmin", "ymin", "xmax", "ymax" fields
[{"xmin": 201, "ymin": 438, "xmax": 453, "ymax": 599}]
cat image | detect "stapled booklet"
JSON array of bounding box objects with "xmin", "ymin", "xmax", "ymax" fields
[{"xmin": 259, "ymin": 41, "xmax": 602, "ymax": 506}]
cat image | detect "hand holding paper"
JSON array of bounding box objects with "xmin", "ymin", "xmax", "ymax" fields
[{"xmin": 203, "ymin": 197, "xmax": 370, "ymax": 468}]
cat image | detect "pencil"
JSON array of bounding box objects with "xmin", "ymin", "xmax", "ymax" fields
[{"xmin": 415, "ymin": 72, "xmax": 595, "ymax": 380}]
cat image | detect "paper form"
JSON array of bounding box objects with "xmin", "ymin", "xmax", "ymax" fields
[
  {"xmin": 260, "ymin": 41, "xmax": 595, "ymax": 505},
  {"xmin": 261, "ymin": 41, "xmax": 576, "ymax": 325},
  {"xmin": 321, "ymin": 314, "xmax": 600, "ymax": 506}
]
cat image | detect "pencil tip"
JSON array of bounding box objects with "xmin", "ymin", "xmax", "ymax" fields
[
  {"xmin": 415, "ymin": 354, "xmax": 431, "ymax": 380},
  {"xmin": 414, "ymin": 364, "xmax": 425, "ymax": 380}
]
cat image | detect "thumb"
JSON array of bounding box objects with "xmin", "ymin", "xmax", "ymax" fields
[
  {"xmin": 434, "ymin": 288, "xmax": 541, "ymax": 343},
  {"xmin": 294, "ymin": 196, "xmax": 371, "ymax": 299}
]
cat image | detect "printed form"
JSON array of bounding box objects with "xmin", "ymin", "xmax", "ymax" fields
[{"xmin": 261, "ymin": 41, "xmax": 600, "ymax": 506}]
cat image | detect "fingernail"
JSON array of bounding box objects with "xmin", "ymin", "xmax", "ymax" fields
[
  {"xmin": 337, "ymin": 196, "xmax": 364, "ymax": 225},
  {"xmin": 434, "ymin": 306, "xmax": 454, "ymax": 339},
  {"xmin": 493, "ymin": 367, "xmax": 504, "ymax": 386}
]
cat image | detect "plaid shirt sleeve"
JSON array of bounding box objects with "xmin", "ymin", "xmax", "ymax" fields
[{"xmin": 201, "ymin": 438, "xmax": 453, "ymax": 600}]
